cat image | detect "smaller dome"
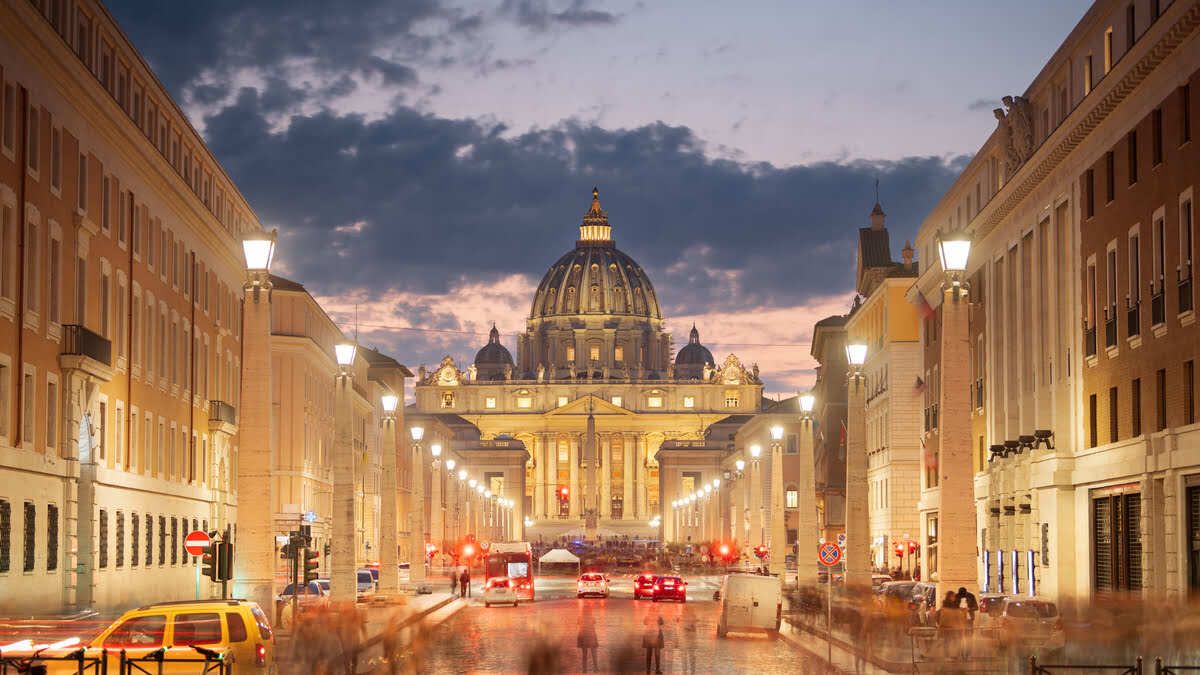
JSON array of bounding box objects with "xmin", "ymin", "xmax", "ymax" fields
[
  {"xmin": 675, "ymin": 324, "xmax": 715, "ymax": 367},
  {"xmin": 474, "ymin": 326, "xmax": 513, "ymax": 379}
]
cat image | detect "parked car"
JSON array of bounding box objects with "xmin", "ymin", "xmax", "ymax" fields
[
  {"xmin": 871, "ymin": 574, "xmax": 894, "ymax": 590},
  {"xmin": 717, "ymin": 573, "xmax": 782, "ymax": 638},
  {"xmin": 576, "ymin": 572, "xmax": 610, "ymax": 598},
  {"xmin": 277, "ymin": 581, "xmax": 328, "ymax": 612},
  {"xmin": 910, "ymin": 582, "xmax": 937, "ymax": 625},
  {"xmin": 356, "ymin": 569, "xmax": 377, "ymax": 600},
  {"xmin": 653, "ymin": 576, "xmax": 687, "ymax": 602},
  {"xmin": 483, "ymin": 577, "xmax": 519, "ymax": 607},
  {"xmin": 990, "ymin": 598, "xmax": 1065, "ymax": 653},
  {"xmin": 634, "ymin": 574, "xmax": 658, "ymax": 600},
  {"xmin": 91, "ymin": 598, "xmax": 275, "ymax": 672}
]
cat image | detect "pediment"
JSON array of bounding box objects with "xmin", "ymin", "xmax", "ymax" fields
[{"xmin": 545, "ymin": 394, "xmax": 635, "ymax": 416}]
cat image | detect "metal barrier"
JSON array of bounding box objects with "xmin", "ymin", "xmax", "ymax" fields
[
  {"xmin": 1029, "ymin": 656, "xmax": 1143, "ymax": 674},
  {"xmin": 1156, "ymin": 658, "xmax": 1200, "ymax": 675},
  {"xmin": 0, "ymin": 647, "xmax": 107, "ymax": 674},
  {"xmin": 119, "ymin": 646, "xmax": 231, "ymax": 675}
]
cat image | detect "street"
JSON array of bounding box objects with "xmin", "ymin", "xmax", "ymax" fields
[{"xmin": 409, "ymin": 574, "xmax": 825, "ymax": 673}]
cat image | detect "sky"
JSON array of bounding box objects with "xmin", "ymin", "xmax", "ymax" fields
[{"xmin": 106, "ymin": 0, "xmax": 1091, "ymax": 396}]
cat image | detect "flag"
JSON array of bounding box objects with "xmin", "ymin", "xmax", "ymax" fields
[{"xmin": 914, "ymin": 292, "xmax": 935, "ymax": 319}]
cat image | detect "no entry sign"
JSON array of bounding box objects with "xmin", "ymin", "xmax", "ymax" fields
[
  {"xmin": 818, "ymin": 542, "xmax": 842, "ymax": 567},
  {"xmin": 184, "ymin": 530, "xmax": 211, "ymax": 557}
]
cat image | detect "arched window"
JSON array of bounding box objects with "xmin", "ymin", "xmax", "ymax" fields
[{"xmin": 785, "ymin": 484, "xmax": 799, "ymax": 509}]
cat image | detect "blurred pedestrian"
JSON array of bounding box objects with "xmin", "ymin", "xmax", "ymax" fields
[
  {"xmin": 450, "ymin": 569, "xmax": 459, "ymax": 597},
  {"xmin": 577, "ymin": 610, "xmax": 600, "ymax": 672},
  {"xmin": 957, "ymin": 586, "xmax": 978, "ymax": 659},
  {"xmin": 643, "ymin": 616, "xmax": 664, "ymax": 674},
  {"xmin": 460, "ymin": 568, "xmax": 471, "ymax": 598},
  {"xmin": 937, "ymin": 590, "xmax": 966, "ymax": 661},
  {"xmin": 677, "ymin": 616, "xmax": 697, "ymax": 674}
]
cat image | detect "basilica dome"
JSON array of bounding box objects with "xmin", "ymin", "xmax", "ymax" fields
[
  {"xmin": 529, "ymin": 188, "xmax": 661, "ymax": 320},
  {"xmin": 473, "ymin": 325, "xmax": 514, "ymax": 380}
]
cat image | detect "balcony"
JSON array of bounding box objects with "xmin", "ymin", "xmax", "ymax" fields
[
  {"xmin": 1180, "ymin": 269, "xmax": 1194, "ymax": 314},
  {"xmin": 1084, "ymin": 326, "xmax": 1097, "ymax": 358},
  {"xmin": 1151, "ymin": 290, "xmax": 1165, "ymax": 326},
  {"xmin": 58, "ymin": 324, "xmax": 113, "ymax": 381},
  {"xmin": 208, "ymin": 400, "xmax": 238, "ymax": 435},
  {"xmin": 1126, "ymin": 302, "xmax": 1140, "ymax": 337}
]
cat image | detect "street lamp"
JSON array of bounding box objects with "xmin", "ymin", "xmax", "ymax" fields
[
  {"xmin": 458, "ymin": 469, "xmax": 467, "ymax": 481},
  {"xmin": 334, "ymin": 342, "xmax": 357, "ymax": 371},
  {"xmin": 769, "ymin": 421, "xmax": 787, "ymax": 575},
  {"xmin": 407, "ymin": 424, "xmax": 426, "ymax": 583},
  {"xmin": 845, "ymin": 342, "xmax": 868, "ymax": 369},
  {"xmin": 410, "ymin": 426, "xmax": 425, "ymax": 442},
  {"xmin": 431, "ymin": 444, "xmax": 442, "ymax": 459},
  {"xmin": 845, "ymin": 340, "xmax": 869, "ymax": 590},
  {"xmin": 378, "ymin": 392, "xmax": 401, "ymax": 595},
  {"xmin": 795, "ymin": 390, "xmax": 819, "ymax": 588},
  {"xmin": 749, "ymin": 444, "xmax": 762, "ymax": 462},
  {"xmin": 938, "ymin": 230, "xmax": 972, "ymax": 285},
  {"xmin": 328, "ymin": 340, "xmax": 358, "ymax": 601},
  {"xmin": 735, "ymin": 459, "xmax": 745, "ymax": 473},
  {"xmin": 770, "ymin": 425, "xmax": 784, "ymax": 441},
  {"xmin": 799, "ymin": 393, "xmax": 815, "ymax": 416}
]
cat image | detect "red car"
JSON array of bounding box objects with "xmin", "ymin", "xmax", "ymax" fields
[
  {"xmin": 653, "ymin": 576, "xmax": 687, "ymax": 602},
  {"xmin": 634, "ymin": 574, "xmax": 658, "ymax": 600}
]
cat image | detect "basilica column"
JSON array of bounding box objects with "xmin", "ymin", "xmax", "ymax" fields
[
  {"xmin": 623, "ymin": 434, "xmax": 634, "ymax": 520},
  {"xmin": 534, "ymin": 434, "xmax": 546, "ymax": 520},
  {"xmin": 636, "ymin": 434, "xmax": 647, "ymax": 520},
  {"xmin": 600, "ymin": 435, "xmax": 611, "ymax": 519},
  {"xmin": 569, "ymin": 434, "xmax": 581, "ymax": 518},
  {"xmin": 548, "ymin": 435, "xmax": 559, "ymax": 518}
]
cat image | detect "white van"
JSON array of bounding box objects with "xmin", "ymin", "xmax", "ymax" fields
[{"xmin": 717, "ymin": 573, "xmax": 782, "ymax": 637}]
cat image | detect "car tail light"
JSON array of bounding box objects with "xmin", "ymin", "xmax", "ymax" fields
[{"xmin": 255, "ymin": 643, "xmax": 267, "ymax": 667}]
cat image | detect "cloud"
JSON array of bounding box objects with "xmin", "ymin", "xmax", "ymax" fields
[
  {"xmin": 967, "ymin": 98, "xmax": 998, "ymax": 112},
  {"xmin": 500, "ymin": 0, "xmax": 620, "ymax": 31}
]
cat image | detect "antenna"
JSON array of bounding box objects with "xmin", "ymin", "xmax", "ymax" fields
[{"xmin": 874, "ymin": 177, "xmax": 879, "ymax": 203}]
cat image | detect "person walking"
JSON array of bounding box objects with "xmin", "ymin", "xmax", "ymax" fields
[
  {"xmin": 643, "ymin": 616, "xmax": 664, "ymax": 674},
  {"xmin": 956, "ymin": 586, "xmax": 978, "ymax": 659},
  {"xmin": 577, "ymin": 610, "xmax": 600, "ymax": 672},
  {"xmin": 676, "ymin": 617, "xmax": 698, "ymax": 674},
  {"xmin": 450, "ymin": 568, "xmax": 460, "ymax": 597},
  {"xmin": 460, "ymin": 568, "xmax": 470, "ymax": 598},
  {"xmin": 936, "ymin": 590, "xmax": 966, "ymax": 661}
]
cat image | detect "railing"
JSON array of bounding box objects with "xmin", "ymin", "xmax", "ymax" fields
[
  {"xmin": 1152, "ymin": 290, "xmax": 1166, "ymax": 325},
  {"xmin": 208, "ymin": 400, "xmax": 237, "ymax": 426},
  {"xmin": 0, "ymin": 648, "xmax": 106, "ymax": 674},
  {"xmin": 1180, "ymin": 270, "xmax": 1194, "ymax": 314},
  {"xmin": 1029, "ymin": 655, "xmax": 1142, "ymax": 674},
  {"xmin": 62, "ymin": 324, "xmax": 112, "ymax": 366},
  {"xmin": 1085, "ymin": 326, "xmax": 1098, "ymax": 357},
  {"xmin": 1127, "ymin": 301, "xmax": 1141, "ymax": 337},
  {"xmin": 1155, "ymin": 656, "xmax": 1200, "ymax": 674}
]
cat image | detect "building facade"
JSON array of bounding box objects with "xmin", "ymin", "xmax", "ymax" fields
[
  {"xmin": 909, "ymin": 0, "xmax": 1200, "ymax": 600},
  {"xmin": 810, "ymin": 315, "xmax": 849, "ymax": 544},
  {"xmin": 0, "ymin": 0, "xmax": 258, "ymax": 612}
]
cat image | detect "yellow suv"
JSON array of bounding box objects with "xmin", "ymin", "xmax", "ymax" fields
[{"xmin": 89, "ymin": 599, "xmax": 275, "ymax": 673}]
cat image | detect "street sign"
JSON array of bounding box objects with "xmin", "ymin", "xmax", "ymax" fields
[
  {"xmin": 837, "ymin": 533, "xmax": 846, "ymax": 548},
  {"xmin": 185, "ymin": 530, "xmax": 211, "ymax": 557},
  {"xmin": 818, "ymin": 542, "xmax": 842, "ymax": 567}
]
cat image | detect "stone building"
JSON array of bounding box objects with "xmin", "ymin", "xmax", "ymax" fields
[
  {"xmin": 0, "ymin": 0, "xmax": 256, "ymax": 612},
  {"xmin": 909, "ymin": 0, "xmax": 1200, "ymax": 600},
  {"xmin": 810, "ymin": 314, "xmax": 849, "ymax": 544}
]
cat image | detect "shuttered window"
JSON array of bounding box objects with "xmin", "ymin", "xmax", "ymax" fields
[
  {"xmin": 1188, "ymin": 485, "xmax": 1200, "ymax": 594},
  {"xmin": 1093, "ymin": 487, "xmax": 1142, "ymax": 593}
]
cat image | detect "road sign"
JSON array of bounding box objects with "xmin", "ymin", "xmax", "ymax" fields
[
  {"xmin": 837, "ymin": 533, "xmax": 846, "ymax": 548},
  {"xmin": 818, "ymin": 542, "xmax": 842, "ymax": 567},
  {"xmin": 185, "ymin": 530, "xmax": 211, "ymax": 557}
]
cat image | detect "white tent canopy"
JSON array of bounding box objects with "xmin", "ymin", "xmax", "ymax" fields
[{"xmin": 538, "ymin": 548, "xmax": 581, "ymax": 574}]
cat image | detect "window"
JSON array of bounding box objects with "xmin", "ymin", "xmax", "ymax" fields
[
  {"xmin": 484, "ymin": 397, "xmax": 496, "ymax": 409},
  {"xmin": 1129, "ymin": 228, "xmax": 1141, "ymax": 313},
  {"xmin": 1132, "ymin": 378, "xmax": 1142, "ymax": 436},
  {"xmin": 1, "ymin": 204, "xmax": 12, "ymax": 300},
  {"xmin": 104, "ymin": 615, "xmax": 166, "ymax": 648},
  {"xmin": 926, "ymin": 514, "xmax": 939, "ymax": 576},
  {"xmin": 0, "ymin": 363, "xmax": 7, "ymax": 439},
  {"xmin": 1182, "ymin": 85, "xmax": 1192, "ymax": 144},
  {"xmin": 174, "ymin": 613, "xmax": 222, "ymax": 646},
  {"xmin": 0, "ymin": 499, "xmax": 9, "ymax": 573},
  {"xmin": 785, "ymin": 487, "xmax": 799, "ymax": 509},
  {"xmin": 589, "ymin": 345, "xmax": 600, "ymax": 361},
  {"xmin": 1152, "ymin": 108, "xmax": 1163, "ymax": 165},
  {"xmin": 1084, "ymin": 169, "xmax": 1095, "ymax": 219},
  {"xmin": 98, "ymin": 508, "xmax": 108, "ymax": 569},
  {"xmin": 131, "ymin": 512, "xmax": 139, "ymax": 567},
  {"xmin": 98, "ymin": 401, "xmax": 107, "ymax": 460},
  {"xmin": 1126, "ymin": 4, "xmax": 1136, "ymax": 49},
  {"xmin": 46, "ymin": 380, "xmax": 57, "ymax": 451},
  {"xmin": 158, "ymin": 515, "xmax": 165, "ymax": 565},
  {"xmin": 45, "ymin": 504, "xmax": 57, "ymax": 572},
  {"xmin": 440, "ymin": 392, "xmax": 454, "ymax": 409},
  {"xmin": 115, "ymin": 511, "xmax": 124, "ymax": 568},
  {"xmin": 516, "ymin": 396, "xmax": 532, "ymax": 409},
  {"xmin": 1089, "ymin": 393, "xmax": 1098, "ymax": 448},
  {"xmin": 724, "ymin": 391, "xmax": 739, "ymax": 408},
  {"xmin": 614, "ymin": 345, "xmax": 624, "ymax": 363},
  {"xmin": 77, "ymin": 154, "xmax": 87, "ymax": 211},
  {"xmin": 1084, "ymin": 55, "xmax": 1093, "ymax": 95},
  {"xmin": 682, "ymin": 396, "xmax": 694, "ymax": 409},
  {"xmin": 48, "ymin": 238, "xmax": 60, "ymax": 324},
  {"xmin": 647, "ymin": 395, "xmax": 663, "ymax": 408},
  {"xmin": 1154, "ymin": 216, "xmax": 1166, "ymax": 295},
  {"xmin": 145, "ymin": 514, "xmax": 153, "ymax": 565},
  {"xmin": 21, "ymin": 372, "xmax": 34, "ymax": 445},
  {"xmin": 1128, "ymin": 131, "xmax": 1138, "ymax": 184},
  {"xmin": 26, "ymin": 106, "xmax": 40, "ymax": 173},
  {"xmin": 1182, "ymin": 199, "xmax": 1194, "ymax": 284},
  {"xmin": 99, "ymin": 269, "xmax": 110, "ymax": 338},
  {"xmin": 1156, "ymin": 368, "xmax": 1167, "ymax": 431},
  {"xmin": 1186, "ymin": 360, "xmax": 1196, "ymax": 426},
  {"xmin": 565, "ymin": 345, "xmax": 575, "ymax": 363},
  {"xmin": 611, "ymin": 396, "xmax": 622, "ymax": 407},
  {"xmin": 787, "ymin": 434, "xmax": 798, "ymax": 455},
  {"xmin": 556, "ymin": 396, "xmax": 568, "ymax": 407},
  {"xmin": 1, "ymin": 83, "xmax": 14, "ymax": 151},
  {"xmin": 1109, "ymin": 386, "xmax": 1119, "ymax": 443},
  {"xmin": 226, "ymin": 613, "xmax": 249, "ymax": 643},
  {"xmin": 49, "ymin": 128, "xmax": 61, "ymax": 190},
  {"xmin": 1105, "ymin": 151, "xmax": 1115, "ymax": 202},
  {"xmin": 24, "ymin": 220, "xmax": 39, "ymax": 313},
  {"xmin": 1104, "ymin": 27, "xmax": 1114, "ymax": 74}
]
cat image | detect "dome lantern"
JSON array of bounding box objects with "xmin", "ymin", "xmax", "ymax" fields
[{"xmin": 578, "ymin": 187, "xmax": 613, "ymax": 245}]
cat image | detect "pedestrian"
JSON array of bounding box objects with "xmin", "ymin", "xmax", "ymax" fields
[
  {"xmin": 676, "ymin": 617, "xmax": 697, "ymax": 674},
  {"xmin": 460, "ymin": 568, "xmax": 470, "ymax": 598},
  {"xmin": 577, "ymin": 609, "xmax": 600, "ymax": 672},
  {"xmin": 957, "ymin": 586, "xmax": 978, "ymax": 659},
  {"xmin": 643, "ymin": 616, "xmax": 664, "ymax": 674},
  {"xmin": 936, "ymin": 590, "xmax": 966, "ymax": 661}
]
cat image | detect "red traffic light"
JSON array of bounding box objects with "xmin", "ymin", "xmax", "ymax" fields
[
  {"xmin": 894, "ymin": 543, "xmax": 905, "ymax": 557},
  {"xmin": 907, "ymin": 541, "xmax": 919, "ymax": 554},
  {"xmin": 560, "ymin": 487, "xmax": 569, "ymax": 497},
  {"xmin": 754, "ymin": 545, "xmax": 769, "ymax": 559},
  {"xmin": 462, "ymin": 543, "xmax": 476, "ymax": 558},
  {"xmin": 718, "ymin": 544, "xmax": 730, "ymax": 557}
]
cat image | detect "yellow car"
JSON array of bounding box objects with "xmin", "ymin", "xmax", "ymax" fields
[{"xmin": 89, "ymin": 599, "xmax": 275, "ymax": 673}]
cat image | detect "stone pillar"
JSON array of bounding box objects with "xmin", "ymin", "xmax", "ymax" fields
[
  {"xmin": 330, "ymin": 371, "xmax": 357, "ymax": 602},
  {"xmin": 623, "ymin": 435, "xmax": 634, "ymax": 520},
  {"xmin": 731, "ymin": 471, "xmax": 743, "ymax": 547},
  {"xmin": 408, "ymin": 436, "xmax": 426, "ymax": 583},
  {"xmin": 569, "ymin": 435, "xmax": 580, "ymax": 518},
  {"xmin": 796, "ymin": 416, "xmax": 819, "ymax": 589},
  {"xmin": 845, "ymin": 369, "xmax": 870, "ymax": 590},
  {"xmin": 636, "ymin": 435, "xmax": 647, "ymax": 519},
  {"xmin": 548, "ymin": 435, "xmax": 559, "ymax": 518},
  {"xmin": 535, "ymin": 435, "xmax": 546, "ymax": 520},
  {"xmin": 430, "ymin": 459, "xmax": 444, "ymax": 555},
  {"xmin": 378, "ymin": 415, "xmax": 400, "ymax": 596},
  {"xmin": 770, "ymin": 440, "xmax": 788, "ymax": 576},
  {"xmin": 750, "ymin": 456, "xmax": 763, "ymax": 548},
  {"xmin": 938, "ymin": 286, "xmax": 977, "ymax": 600},
  {"xmin": 600, "ymin": 435, "xmax": 611, "ymax": 519},
  {"xmin": 741, "ymin": 465, "xmax": 752, "ymax": 555},
  {"xmin": 232, "ymin": 281, "xmax": 275, "ymax": 613}
]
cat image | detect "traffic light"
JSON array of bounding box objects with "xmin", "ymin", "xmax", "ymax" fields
[
  {"xmin": 216, "ymin": 542, "xmax": 234, "ymax": 582},
  {"xmin": 280, "ymin": 542, "xmax": 294, "ymax": 560},
  {"xmin": 202, "ymin": 547, "xmax": 219, "ymax": 581},
  {"xmin": 894, "ymin": 543, "xmax": 905, "ymax": 558},
  {"xmin": 754, "ymin": 545, "xmax": 769, "ymax": 560},
  {"xmin": 324, "ymin": 542, "xmax": 331, "ymax": 557},
  {"xmin": 462, "ymin": 542, "xmax": 476, "ymax": 560},
  {"xmin": 303, "ymin": 548, "xmax": 320, "ymax": 583}
]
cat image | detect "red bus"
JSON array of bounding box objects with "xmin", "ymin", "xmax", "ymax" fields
[{"xmin": 485, "ymin": 542, "xmax": 534, "ymax": 602}]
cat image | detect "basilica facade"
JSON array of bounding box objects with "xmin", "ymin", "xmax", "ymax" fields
[{"xmin": 411, "ymin": 190, "xmax": 768, "ymax": 540}]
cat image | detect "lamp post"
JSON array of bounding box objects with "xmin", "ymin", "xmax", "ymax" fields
[
  {"xmin": 430, "ymin": 443, "xmax": 443, "ymax": 567},
  {"xmin": 734, "ymin": 459, "xmax": 746, "ymax": 553},
  {"xmin": 232, "ymin": 230, "xmax": 276, "ymax": 612},
  {"xmin": 935, "ymin": 230, "xmax": 976, "ymax": 601},
  {"xmin": 455, "ymin": 468, "xmax": 466, "ymax": 545},
  {"xmin": 769, "ymin": 425, "xmax": 788, "ymax": 576},
  {"xmin": 409, "ymin": 425, "xmax": 426, "ymax": 583},
  {"xmin": 329, "ymin": 342, "xmax": 358, "ymax": 602},
  {"xmin": 749, "ymin": 443, "xmax": 763, "ymax": 550},
  {"xmin": 712, "ymin": 478, "xmax": 723, "ymax": 544},
  {"xmin": 844, "ymin": 340, "xmax": 869, "ymax": 590},
  {"xmin": 797, "ymin": 393, "xmax": 820, "ymax": 589},
  {"xmin": 444, "ymin": 459, "xmax": 456, "ymax": 547},
  {"xmin": 468, "ymin": 479, "xmax": 478, "ymax": 540},
  {"xmin": 378, "ymin": 394, "xmax": 401, "ymax": 596}
]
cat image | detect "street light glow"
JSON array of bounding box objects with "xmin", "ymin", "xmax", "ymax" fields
[
  {"xmin": 468, "ymin": 478, "xmax": 477, "ymax": 488},
  {"xmin": 380, "ymin": 394, "xmax": 399, "ymax": 413},
  {"xmin": 241, "ymin": 230, "xmax": 276, "ymax": 272},
  {"xmin": 770, "ymin": 425, "xmax": 784, "ymax": 440},
  {"xmin": 410, "ymin": 426, "xmax": 425, "ymax": 441},
  {"xmin": 431, "ymin": 443, "xmax": 442, "ymax": 458},
  {"xmin": 749, "ymin": 444, "xmax": 762, "ymax": 458},
  {"xmin": 735, "ymin": 459, "xmax": 745, "ymax": 472},
  {"xmin": 845, "ymin": 342, "xmax": 868, "ymax": 366},
  {"xmin": 458, "ymin": 469, "xmax": 467, "ymax": 481},
  {"xmin": 712, "ymin": 478, "xmax": 721, "ymax": 488},
  {"xmin": 334, "ymin": 342, "xmax": 357, "ymax": 368},
  {"xmin": 799, "ymin": 392, "xmax": 815, "ymax": 414},
  {"xmin": 938, "ymin": 231, "xmax": 972, "ymax": 273},
  {"xmin": 445, "ymin": 459, "xmax": 456, "ymax": 471}
]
